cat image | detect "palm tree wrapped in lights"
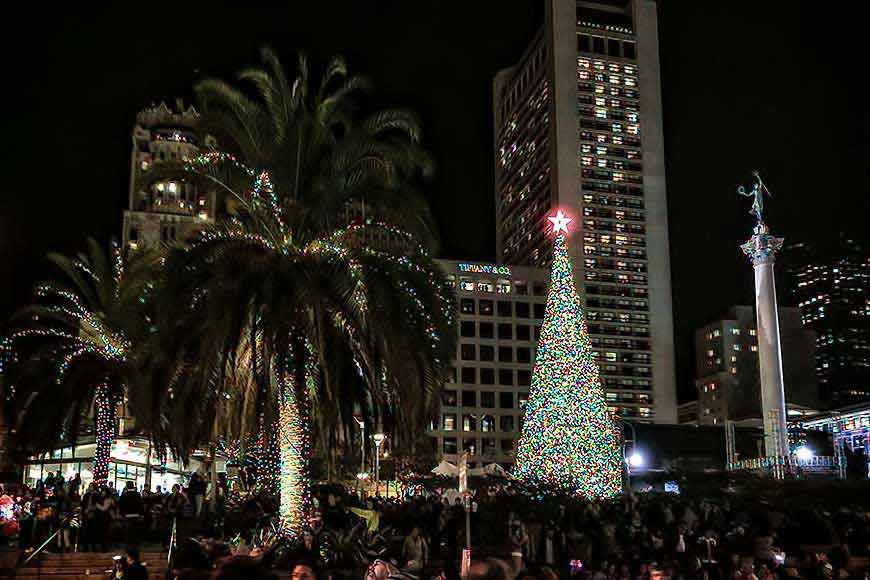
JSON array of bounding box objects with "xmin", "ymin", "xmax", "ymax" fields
[
  {"xmin": 146, "ymin": 48, "xmax": 455, "ymax": 535},
  {"xmin": 7, "ymin": 239, "xmax": 159, "ymax": 484}
]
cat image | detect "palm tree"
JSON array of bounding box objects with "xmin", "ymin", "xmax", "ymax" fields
[
  {"xmin": 147, "ymin": 48, "xmax": 456, "ymax": 534},
  {"xmin": 7, "ymin": 239, "xmax": 160, "ymax": 484}
]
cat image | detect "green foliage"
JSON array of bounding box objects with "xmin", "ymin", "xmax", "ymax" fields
[
  {"xmin": 143, "ymin": 47, "xmax": 456, "ymax": 464},
  {"xmin": 6, "ymin": 239, "xmax": 163, "ymax": 454}
]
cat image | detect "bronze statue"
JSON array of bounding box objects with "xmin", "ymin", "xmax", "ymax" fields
[{"xmin": 737, "ymin": 170, "xmax": 771, "ymax": 224}]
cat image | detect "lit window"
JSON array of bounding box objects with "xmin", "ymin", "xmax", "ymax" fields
[
  {"xmin": 731, "ymin": 328, "xmax": 741, "ymax": 335},
  {"xmin": 168, "ymin": 182, "xmax": 178, "ymax": 193},
  {"xmin": 750, "ymin": 345, "xmax": 758, "ymax": 352}
]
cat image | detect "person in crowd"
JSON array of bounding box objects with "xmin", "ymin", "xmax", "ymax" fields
[
  {"xmin": 402, "ymin": 525, "xmax": 429, "ymax": 572},
  {"xmin": 188, "ymin": 472, "xmax": 207, "ymax": 518},
  {"xmin": 122, "ymin": 546, "xmax": 148, "ymax": 580},
  {"xmin": 291, "ymin": 562, "xmax": 318, "ymax": 580},
  {"xmin": 119, "ymin": 481, "xmax": 143, "ymax": 545}
]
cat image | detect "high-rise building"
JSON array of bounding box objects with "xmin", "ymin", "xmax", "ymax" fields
[
  {"xmin": 123, "ymin": 101, "xmax": 217, "ymax": 249},
  {"xmin": 781, "ymin": 238, "xmax": 870, "ymax": 406},
  {"xmin": 493, "ymin": 0, "xmax": 676, "ymax": 422},
  {"xmin": 693, "ymin": 306, "xmax": 818, "ymax": 426}
]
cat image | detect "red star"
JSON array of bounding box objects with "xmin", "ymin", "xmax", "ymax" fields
[{"xmin": 548, "ymin": 210, "xmax": 572, "ymax": 234}]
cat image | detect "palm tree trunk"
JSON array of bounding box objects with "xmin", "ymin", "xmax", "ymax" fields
[
  {"xmin": 93, "ymin": 383, "xmax": 116, "ymax": 485},
  {"xmin": 274, "ymin": 351, "xmax": 311, "ymax": 536}
]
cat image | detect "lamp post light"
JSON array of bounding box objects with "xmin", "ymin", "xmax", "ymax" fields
[
  {"xmin": 356, "ymin": 471, "xmax": 369, "ymax": 499},
  {"xmin": 373, "ymin": 433, "xmax": 386, "ymax": 495},
  {"xmin": 794, "ymin": 446, "xmax": 814, "ymax": 463}
]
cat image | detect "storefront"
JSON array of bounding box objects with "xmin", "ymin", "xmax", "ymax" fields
[{"xmin": 23, "ymin": 436, "xmax": 224, "ymax": 490}]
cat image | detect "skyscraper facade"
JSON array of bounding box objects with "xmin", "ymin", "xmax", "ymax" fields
[
  {"xmin": 493, "ymin": 0, "xmax": 676, "ymax": 422},
  {"xmin": 782, "ymin": 238, "xmax": 870, "ymax": 406},
  {"xmin": 123, "ymin": 101, "xmax": 217, "ymax": 250}
]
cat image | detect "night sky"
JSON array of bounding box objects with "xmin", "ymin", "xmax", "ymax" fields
[{"xmin": 1, "ymin": 2, "xmax": 867, "ymax": 401}]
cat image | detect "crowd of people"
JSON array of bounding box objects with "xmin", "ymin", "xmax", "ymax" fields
[
  {"xmin": 6, "ymin": 470, "xmax": 228, "ymax": 553},
  {"xmin": 4, "ymin": 472, "xmax": 870, "ymax": 580}
]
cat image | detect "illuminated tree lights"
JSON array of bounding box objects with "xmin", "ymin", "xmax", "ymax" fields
[
  {"xmin": 513, "ymin": 217, "xmax": 623, "ymax": 500},
  {"xmin": 93, "ymin": 383, "xmax": 116, "ymax": 485},
  {"xmin": 175, "ymin": 153, "xmax": 454, "ymax": 533},
  {"xmin": 276, "ymin": 369, "xmax": 311, "ymax": 536}
]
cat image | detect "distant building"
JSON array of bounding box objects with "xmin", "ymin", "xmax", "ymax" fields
[
  {"xmin": 123, "ymin": 101, "xmax": 217, "ymax": 249},
  {"xmin": 677, "ymin": 400, "xmax": 699, "ymax": 425},
  {"xmin": 692, "ymin": 306, "xmax": 818, "ymax": 426},
  {"xmin": 781, "ymin": 238, "xmax": 870, "ymax": 406},
  {"xmin": 492, "ymin": 0, "xmax": 676, "ymax": 423}
]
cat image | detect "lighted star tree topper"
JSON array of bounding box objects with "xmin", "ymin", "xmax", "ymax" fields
[{"xmin": 513, "ymin": 210, "xmax": 623, "ymax": 499}]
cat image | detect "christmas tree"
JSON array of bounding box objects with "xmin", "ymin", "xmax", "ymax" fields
[{"xmin": 513, "ymin": 210, "xmax": 623, "ymax": 499}]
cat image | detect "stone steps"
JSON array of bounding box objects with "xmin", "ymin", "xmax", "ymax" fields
[{"xmin": 0, "ymin": 551, "xmax": 168, "ymax": 579}]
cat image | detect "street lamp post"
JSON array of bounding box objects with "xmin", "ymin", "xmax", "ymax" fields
[
  {"xmin": 373, "ymin": 433, "xmax": 385, "ymax": 495},
  {"xmin": 354, "ymin": 417, "xmax": 366, "ymax": 477}
]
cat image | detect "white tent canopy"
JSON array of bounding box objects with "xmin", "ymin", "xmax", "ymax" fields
[
  {"xmin": 430, "ymin": 460, "xmax": 507, "ymax": 478},
  {"xmin": 431, "ymin": 460, "xmax": 459, "ymax": 476}
]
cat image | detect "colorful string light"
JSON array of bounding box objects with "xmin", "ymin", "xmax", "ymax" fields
[
  {"xmin": 93, "ymin": 383, "xmax": 115, "ymax": 485},
  {"xmin": 513, "ymin": 214, "xmax": 623, "ymax": 499},
  {"xmin": 179, "ymin": 152, "xmax": 455, "ymax": 530},
  {"xmin": 275, "ymin": 357, "xmax": 312, "ymax": 537}
]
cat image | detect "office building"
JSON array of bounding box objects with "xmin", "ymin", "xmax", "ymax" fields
[
  {"xmin": 492, "ymin": 0, "xmax": 676, "ymax": 422},
  {"xmin": 693, "ymin": 306, "xmax": 818, "ymax": 426},
  {"xmin": 782, "ymin": 238, "xmax": 870, "ymax": 406},
  {"xmin": 123, "ymin": 101, "xmax": 217, "ymax": 249}
]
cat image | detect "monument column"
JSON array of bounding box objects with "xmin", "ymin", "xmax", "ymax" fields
[{"xmin": 741, "ymin": 224, "xmax": 787, "ymax": 457}]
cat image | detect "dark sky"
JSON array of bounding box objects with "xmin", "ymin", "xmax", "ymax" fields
[{"xmin": 1, "ymin": 2, "xmax": 868, "ymax": 401}]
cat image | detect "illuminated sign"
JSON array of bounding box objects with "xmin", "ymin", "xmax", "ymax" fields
[{"xmin": 457, "ymin": 263, "xmax": 512, "ymax": 276}]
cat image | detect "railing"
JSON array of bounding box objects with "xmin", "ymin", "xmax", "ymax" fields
[
  {"xmin": 166, "ymin": 516, "xmax": 178, "ymax": 578},
  {"xmin": 18, "ymin": 512, "xmax": 77, "ymax": 568},
  {"xmin": 728, "ymin": 455, "xmax": 845, "ymax": 477}
]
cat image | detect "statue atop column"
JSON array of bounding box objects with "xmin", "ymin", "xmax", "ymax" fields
[
  {"xmin": 736, "ymin": 171, "xmax": 788, "ymax": 466},
  {"xmin": 737, "ymin": 171, "xmax": 772, "ymax": 232}
]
